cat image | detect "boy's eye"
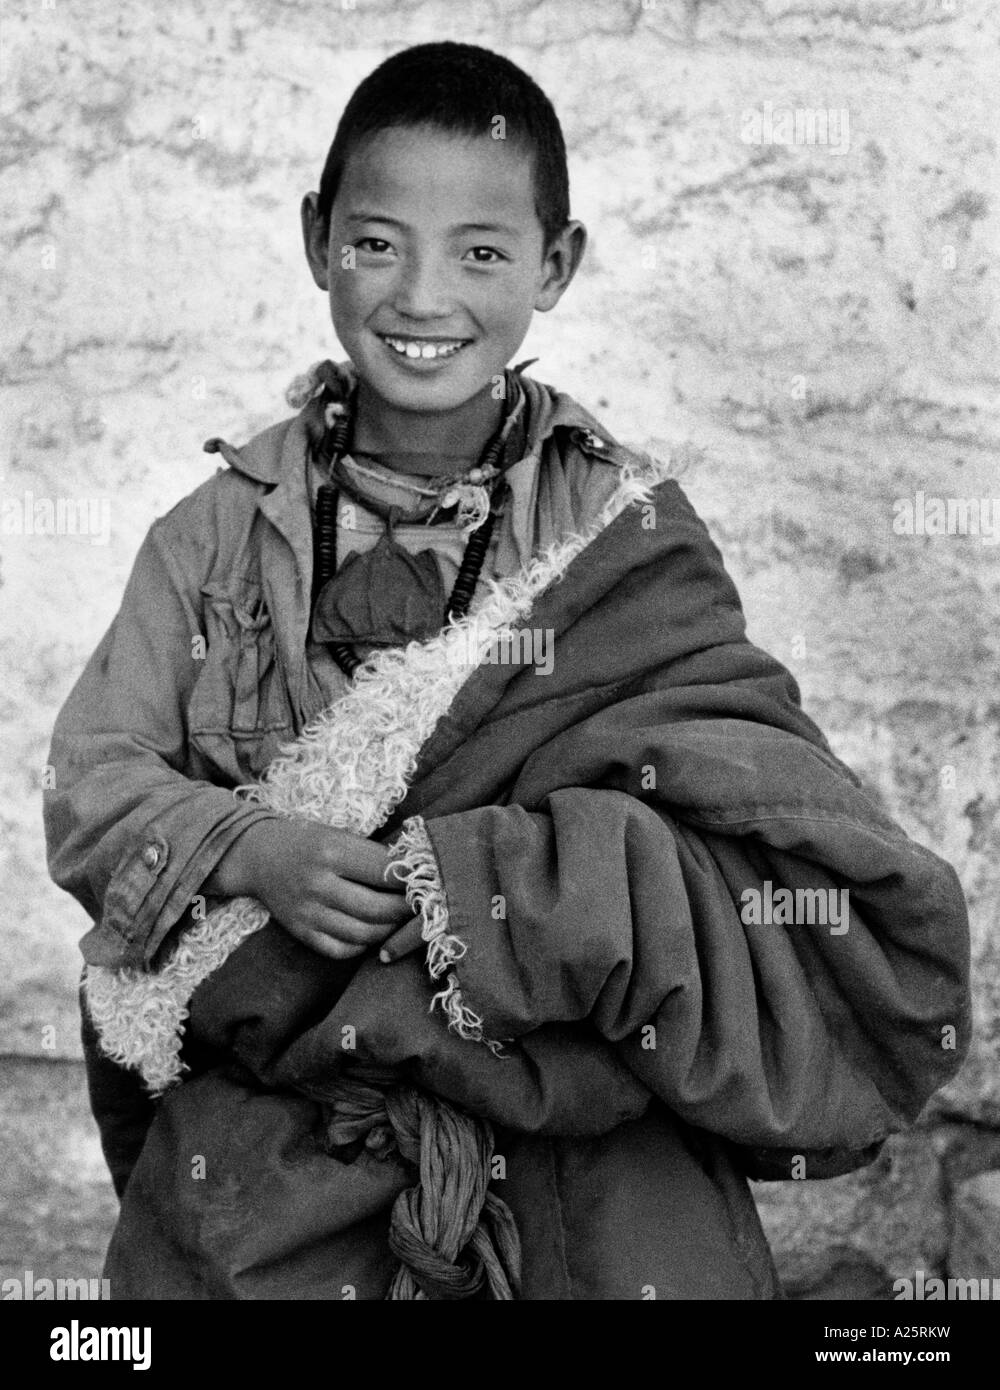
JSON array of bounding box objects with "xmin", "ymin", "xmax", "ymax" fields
[
  {"xmin": 356, "ymin": 237, "xmax": 393, "ymax": 254},
  {"xmin": 464, "ymin": 246, "xmax": 506, "ymax": 264}
]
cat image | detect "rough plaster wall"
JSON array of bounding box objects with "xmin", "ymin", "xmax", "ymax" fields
[{"xmin": 1, "ymin": 0, "xmax": 997, "ymax": 1294}]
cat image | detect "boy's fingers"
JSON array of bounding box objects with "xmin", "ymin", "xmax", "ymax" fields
[
  {"xmin": 290, "ymin": 926, "xmax": 368, "ymax": 961},
  {"xmin": 312, "ymin": 908, "xmax": 406, "ymax": 945},
  {"xmin": 378, "ymin": 916, "xmax": 424, "ymax": 964},
  {"xmin": 326, "ymin": 834, "xmax": 407, "ymax": 891},
  {"xmin": 323, "ymin": 876, "xmax": 412, "ymax": 924}
]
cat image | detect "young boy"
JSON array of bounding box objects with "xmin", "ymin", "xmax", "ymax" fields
[{"xmin": 45, "ymin": 42, "xmax": 970, "ymax": 1300}]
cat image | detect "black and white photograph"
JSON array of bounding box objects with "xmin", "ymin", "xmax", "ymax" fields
[{"xmin": 1, "ymin": 0, "xmax": 996, "ymax": 1354}]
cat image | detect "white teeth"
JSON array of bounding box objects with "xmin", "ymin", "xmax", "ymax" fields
[{"xmin": 382, "ymin": 335, "xmax": 465, "ymax": 360}]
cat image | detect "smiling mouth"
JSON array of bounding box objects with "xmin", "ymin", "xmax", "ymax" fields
[{"xmin": 378, "ymin": 333, "xmax": 471, "ymax": 361}]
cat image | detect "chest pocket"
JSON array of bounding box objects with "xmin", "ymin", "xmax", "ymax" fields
[{"xmin": 187, "ymin": 577, "xmax": 294, "ymax": 783}]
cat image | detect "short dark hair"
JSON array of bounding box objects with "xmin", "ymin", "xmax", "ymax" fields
[{"xmin": 316, "ymin": 42, "xmax": 570, "ymax": 249}]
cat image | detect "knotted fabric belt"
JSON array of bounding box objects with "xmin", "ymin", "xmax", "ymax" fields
[{"xmin": 321, "ymin": 1077, "xmax": 522, "ymax": 1300}]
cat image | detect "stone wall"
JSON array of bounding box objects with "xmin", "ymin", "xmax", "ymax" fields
[{"xmin": 2, "ymin": 0, "xmax": 997, "ymax": 1296}]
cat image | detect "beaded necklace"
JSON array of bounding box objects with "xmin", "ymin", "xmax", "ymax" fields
[{"xmin": 311, "ymin": 389, "xmax": 514, "ymax": 680}]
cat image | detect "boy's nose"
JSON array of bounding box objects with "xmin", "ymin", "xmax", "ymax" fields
[{"xmin": 391, "ymin": 260, "xmax": 452, "ymax": 318}]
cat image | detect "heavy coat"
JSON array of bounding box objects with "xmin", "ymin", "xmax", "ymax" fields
[{"xmin": 47, "ymin": 372, "xmax": 971, "ymax": 1301}]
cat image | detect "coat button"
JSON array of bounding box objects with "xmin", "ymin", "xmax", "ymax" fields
[{"xmin": 142, "ymin": 844, "xmax": 161, "ymax": 870}]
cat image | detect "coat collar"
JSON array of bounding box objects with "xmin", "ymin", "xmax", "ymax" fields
[
  {"xmin": 201, "ymin": 361, "xmax": 632, "ymax": 725},
  {"xmin": 202, "ymin": 361, "xmax": 618, "ymax": 488}
]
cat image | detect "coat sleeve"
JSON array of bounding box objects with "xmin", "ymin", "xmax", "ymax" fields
[
  {"xmin": 43, "ymin": 516, "xmax": 280, "ymax": 969},
  {"xmin": 386, "ymin": 728, "xmax": 970, "ymax": 1164}
]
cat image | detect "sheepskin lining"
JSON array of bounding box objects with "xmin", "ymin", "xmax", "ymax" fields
[{"xmin": 384, "ymin": 816, "xmax": 507, "ymax": 1054}]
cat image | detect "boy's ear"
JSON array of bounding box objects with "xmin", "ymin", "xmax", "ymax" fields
[
  {"xmin": 301, "ymin": 192, "xmax": 330, "ymax": 291},
  {"xmin": 534, "ymin": 220, "xmax": 587, "ymax": 313}
]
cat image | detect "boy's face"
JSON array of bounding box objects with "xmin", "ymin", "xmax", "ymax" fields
[{"xmin": 302, "ymin": 125, "xmax": 585, "ymax": 417}]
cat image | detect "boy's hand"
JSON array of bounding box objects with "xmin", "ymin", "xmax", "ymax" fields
[
  {"xmin": 207, "ymin": 819, "xmax": 413, "ymax": 960},
  {"xmin": 378, "ymin": 914, "xmax": 425, "ymax": 964}
]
